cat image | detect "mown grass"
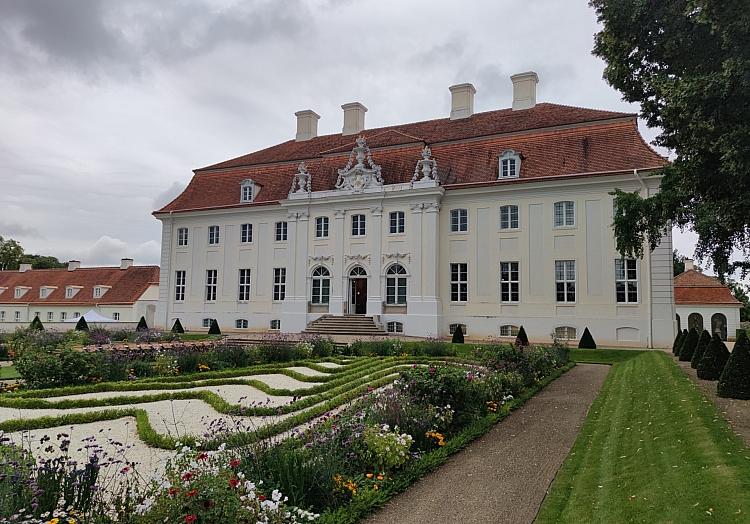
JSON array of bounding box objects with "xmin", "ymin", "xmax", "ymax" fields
[
  {"xmin": 0, "ymin": 365, "xmax": 20, "ymax": 380},
  {"xmin": 536, "ymin": 351, "xmax": 750, "ymax": 523},
  {"xmin": 569, "ymin": 348, "xmax": 647, "ymax": 365}
]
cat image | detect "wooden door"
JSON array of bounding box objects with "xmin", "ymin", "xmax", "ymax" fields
[{"xmin": 350, "ymin": 278, "xmax": 367, "ymax": 314}]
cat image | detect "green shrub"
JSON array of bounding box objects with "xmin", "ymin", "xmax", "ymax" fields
[
  {"xmin": 15, "ymin": 349, "xmax": 105, "ymax": 389},
  {"xmin": 175, "ymin": 351, "xmax": 202, "ymax": 374},
  {"xmin": 171, "ymin": 318, "xmax": 185, "ymax": 334},
  {"xmin": 697, "ymin": 334, "xmax": 731, "ymax": 380},
  {"xmin": 214, "ymin": 343, "xmax": 256, "ymax": 368},
  {"xmin": 577, "ymin": 327, "xmax": 596, "ymax": 349},
  {"xmin": 451, "ymin": 324, "xmax": 464, "ymax": 344},
  {"xmin": 671, "ymin": 330, "xmax": 683, "ymax": 355},
  {"xmin": 208, "ymin": 319, "xmax": 221, "ymax": 335},
  {"xmin": 515, "ymin": 325, "xmax": 529, "ymax": 347},
  {"xmin": 690, "ymin": 330, "xmax": 712, "ymax": 369},
  {"xmin": 29, "ymin": 316, "xmax": 44, "ymax": 331},
  {"xmin": 130, "ymin": 360, "xmax": 155, "ymax": 377},
  {"xmin": 309, "ymin": 336, "xmax": 335, "ymax": 357},
  {"xmin": 678, "ymin": 328, "xmax": 699, "ymax": 361},
  {"xmin": 258, "ymin": 341, "xmax": 296, "ymax": 362},
  {"xmin": 717, "ymin": 331, "xmax": 750, "ymax": 399},
  {"xmin": 75, "ymin": 316, "xmax": 89, "ymax": 332}
]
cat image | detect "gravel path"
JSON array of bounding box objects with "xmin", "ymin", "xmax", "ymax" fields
[{"xmin": 365, "ymin": 364, "xmax": 610, "ymax": 524}]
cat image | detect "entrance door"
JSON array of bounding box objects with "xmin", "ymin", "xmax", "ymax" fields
[{"xmin": 350, "ymin": 278, "xmax": 367, "ymax": 314}]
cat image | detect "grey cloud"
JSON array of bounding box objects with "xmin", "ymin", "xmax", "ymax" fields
[
  {"xmin": 0, "ymin": 221, "xmax": 41, "ymax": 238},
  {"xmin": 152, "ymin": 181, "xmax": 186, "ymax": 210}
]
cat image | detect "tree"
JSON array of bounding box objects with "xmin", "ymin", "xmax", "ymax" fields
[
  {"xmin": 75, "ymin": 316, "xmax": 89, "ymax": 332},
  {"xmin": 29, "ymin": 316, "xmax": 44, "ymax": 331},
  {"xmin": 578, "ymin": 327, "xmax": 597, "ymax": 349},
  {"xmin": 678, "ymin": 328, "xmax": 699, "ymax": 360},
  {"xmin": 592, "ymin": 1, "xmax": 750, "ymax": 278},
  {"xmin": 208, "ymin": 319, "xmax": 221, "ymax": 335},
  {"xmin": 515, "ymin": 325, "xmax": 529, "ymax": 347},
  {"xmin": 136, "ymin": 316, "xmax": 149, "ymax": 332},
  {"xmin": 451, "ymin": 324, "xmax": 464, "ymax": 344},
  {"xmin": 171, "ymin": 318, "xmax": 185, "ymax": 334},
  {"xmin": 0, "ymin": 236, "xmax": 24, "ymax": 270},
  {"xmin": 697, "ymin": 333, "xmax": 730, "ymax": 380},
  {"xmin": 691, "ymin": 330, "xmax": 712, "ymax": 369},
  {"xmin": 717, "ymin": 330, "xmax": 750, "ymax": 399},
  {"xmin": 673, "ymin": 250, "xmax": 686, "ymax": 277},
  {"xmin": 19, "ymin": 254, "xmax": 66, "ymax": 269},
  {"xmin": 727, "ymin": 281, "xmax": 750, "ymax": 322}
]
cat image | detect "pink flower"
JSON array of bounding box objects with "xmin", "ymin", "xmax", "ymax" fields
[{"xmin": 185, "ymin": 515, "xmax": 197, "ymax": 523}]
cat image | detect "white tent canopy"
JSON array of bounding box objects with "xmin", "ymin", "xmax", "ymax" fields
[{"xmin": 63, "ymin": 309, "xmax": 119, "ymax": 323}]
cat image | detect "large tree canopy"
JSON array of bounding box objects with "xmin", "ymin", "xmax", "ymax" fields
[
  {"xmin": 591, "ymin": 0, "xmax": 750, "ymax": 277},
  {"xmin": 0, "ymin": 236, "xmax": 66, "ymax": 270}
]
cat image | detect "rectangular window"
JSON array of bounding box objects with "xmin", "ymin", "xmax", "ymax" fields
[
  {"xmin": 74, "ymin": 312, "xmax": 80, "ymax": 318},
  {"xmin": 555, "ymin": 326, "xmax": 577, "ymax": 340},
  {"xmin": 0, "ymin": 311, "xmax": 4, "ymax": 322},
  {"xmin": 66, "ymin": 288, "xmax": 75, "ymax": 298},
  {"xmin": 555, "ymin": 260, "xmax": 576, "ymax": 302},
  {"xmin": 315, "ymin": 217, "xmax": 329, "ymax": 239},
  {"xmin": 450, "ymin": 263, "xmax": 468, "ymax": 302},
  {"xmin": 240, "ymin": 224, "xmax": 253, "ymax": 243},
  {"xmin": 14, "ymin": 311, "xmax": 20, "ymax": 322},
  {"xmin": 275, "ymin": 221, "xmax": 288, "ymax": 242},
  {"xmin": 94, "ymin": 287, "xmax": 102, "ymax": 298},
  {"xmin": 449, "ymin": 323, "xmax": 467, "ymax": 335},
  {"xmin": 500, "ymin": 262, "xmax": 520, "ymax": 302},
  {"xmin": 208, "ymin": 225, "xmax": 220, "ymax": 245},
  {"xmin": 60, "ymin": 312, "xmax": 67, "ymax": 321},
  {"xmin": 202, "ymin": 318, "xmax": 211, "ymax": 328},
  {"xmin": 112, "ymin": 312, "xmax": 120, "ymax": 321},
  {"xmin": 352, "ymin": 214, "xmax": 366, "ymax": 236},
  {"xmin": 499, "ymin": 325, "xmax": 519, "ymax": 337},
  {"xmin": 205, "ymin": 269, "xmax": 218, "ymax": 301},
  {"xmin": 450, "ymin": 209, "xmax": 468, "ymax": 232},
  {"xmin": 270, "ymin": 319, "xmax": 281, "ymax": 330},
  {"xmin": 177, "ymin": 227, "xmax": 189, "ymax": 247},
  {"xmin": 389, "ymin": 211, "xmax": 405, "ymax": 234},
  {"xmin": 554, "ymin": 201, "xmax": 575, "ymax": 227},
  {"xmin": 615, "ymin": 258, "xmax": 639, "ymax": 303},
  {"xmin": 386, "ymin": 321, "xmax": 404, "ymax": 333},
  {"xmin": 47, "ymin": 312, "xmax": 53, "ymax": 322},
  {"xmin": 235, "ymin": 319, "xmax": 249, "ymax": 329},
  {"xmin": 241, "ymin": 184, "xmax": 253, "ymax": 203},
  {"xmin": 386, "ymin": 275, "xmax": 407, "ymax": 305},
  {"xmin": 273, "ymin": 268, "xmax": 286, "ymax": 301},
  {"xmin": 499, "ymin": 205, "xmax": 519, "ymax": 230},
  {"xmin": 175, "ymin": 270, "xmax": 186, "ymax": 301},
  {"xmin": 238, "ymin": 269, "xmax": 252, "ymax": 301}
]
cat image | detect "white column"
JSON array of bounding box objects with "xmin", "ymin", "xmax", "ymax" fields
[
  {"xmin": 406, "ymin": 201, "xmax": 441, "ymax": 337},
  {"xmin": 330, "ymin": 209, "xmax": 346, "ymax": 315},
  {"xmin": 155, "ymin": 217, "xmax": 173, "ymax": 330},
  {"xmin": 282, "ymin": 211, "xmax": 309, "ymax": 332},
  {"xmin": 366, "ymin": 205, "xmax": 384, "ymax": 316}
]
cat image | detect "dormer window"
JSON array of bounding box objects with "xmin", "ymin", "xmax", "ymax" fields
[
  {"xmin": 499, "ymin": 150, "xmax": 521, "ymax": 179},
  {"xmin": 66, "ymin": 286, "xmax": 82, "ymax": 299},
  {"xmin": 39, "ymin": 286, "xmax": 57, "ymax": 299},
  {"xmin": 93, "ymin": 286, "xmax": 111, "ymax": 299},
  {"xmin": 14, "ymin": 287, "xmax": 30, "ymax": 299},
  {"xmin": 240, "ymin": 179, "xmax": 256, "ymax": 203},
  {"xmin": 0, "ymin": 287, "xmax": 6, "ymax": 297}
]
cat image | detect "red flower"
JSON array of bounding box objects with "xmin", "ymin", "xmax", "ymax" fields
[
  {"xmin": 168, "ymin": 487, "xmax": 180, "ymax": 497},
  {"xmin": 197, "ymin": 452, "xmax": 208, "ymax": 461},
  {"xmin": 229, "ymin": 458, "xmax": 241, "ymax": 469},
  {"xmin": 258, "ymin": 494, "xmax": 267, "ymax": 501},
  {"xmin": 186, "ymin": 489, "xmax": 198, "ymax": 498},
  {"xmin": 185, "ymin": 515, "xmax": 197, "ymax": 524},
  {"xmin": 229, "ymin": 477, "xmax": 240, "ymax": 488},
  {"xmin": 120, "ymin": 466, "xmax": 130, "ymax": 474},
  {"xmin": 181, "ymin": 472, "xmax": 194, "ymax": 482}
]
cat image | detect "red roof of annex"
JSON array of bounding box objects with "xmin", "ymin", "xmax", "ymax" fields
[{"xmin": 673, "ymin": 270, "xmax": 741, "ymax": 306}]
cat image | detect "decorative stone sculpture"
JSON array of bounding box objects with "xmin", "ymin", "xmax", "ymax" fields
[
  {"xmin": 335, "ymin": 136, "xmax": 383, "ymax": 192},
  {"xmin": 289, "ymin": 161, "xmax": 312, "ymax": 196},
  {"xmin": 411, "ymin": 145, "xmax": 439, "ymax": 186}
]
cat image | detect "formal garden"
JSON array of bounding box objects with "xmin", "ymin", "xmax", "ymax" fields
[{"xmin": 0, "ymin": 325, "xmax": 572, "ymax": 523}]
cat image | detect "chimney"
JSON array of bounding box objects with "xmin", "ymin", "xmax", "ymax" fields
[
  {"xmin": 449, "ymin": 83, "xmax": 476, "ymax": 120},
  {"xmin": 120, "ymin": 258, "xmax": 134, "ymax": 270},
  {"xmin": 511, "ymin": 71, "xmax": 539, "ymax": 110},
  {"xmin": 18, "ymin": 263, "xmax": 32, "ymax": 273},
  {"xmin": 295, "ymin": 110, "xmax": 320, "ymax": 142},
  {"xmin": 684, "ymin": 259, "xmax": 695, "ymax": 271},
  {"xmin": 67, "ymin": 260, "xmax": 80, "ymax": 271},
  {"xmin": 341, "ymin": 102, "xmax": 367, "ymax": 136}
]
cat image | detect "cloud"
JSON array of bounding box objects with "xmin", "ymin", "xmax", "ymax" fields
[
  {"xmin": 153, "ymin": 181, "xmax": 187, "ymax": 210},
  {"xmin": 0, "ymin": 221, "xmax": 41, "ymax": 238}
]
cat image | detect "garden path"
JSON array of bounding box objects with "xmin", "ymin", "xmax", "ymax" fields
[{"xmin": 364, "ymin": 363, "xmax": 610, "ymax": 524}]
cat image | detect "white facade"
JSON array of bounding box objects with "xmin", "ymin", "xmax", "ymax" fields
[{"xmin": 675, "ymin": 306, "xmax": 741, "ymax": 341}]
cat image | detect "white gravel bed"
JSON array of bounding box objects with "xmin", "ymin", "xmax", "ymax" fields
[
  {"xmin": 285, "ymin": 366, "xmax": 329, "ymax": 377},
  {"xmin": 317, "ymin": 362, "xmax": 343, "ymax": 368}
]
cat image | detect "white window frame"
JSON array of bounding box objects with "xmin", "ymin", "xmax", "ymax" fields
[
  {"xmin": 65, "ymin": 287, "xmax": 77, "ymax": 299},
  {"xmin": 208, "ymin": 225, "xmax": 220, "ymax": 245},
  {"xmin": 202, "ymin": 318, "xmax": 211, "ymax": 328},
  {"xmin": 270, "ymin": 319, "xmax": 281, "ymax": 330},
  {"xmin": 555, "ymin": 326, "xmax": 577, "ymax": 340},
  {"xmin": 615, "ymin": 258, "xmax": 639, "ymax": 304},
  {"xmin": 238, "ymin": 269, "xmax": 252, "ymax": 302},
  {"xmin": 0, "ymin": 311, "xmax": 4, "ymax": 322},
  {"xmin": 449, "ymin": 323, "xmax": 467, "ymax": 335},
  {"xmin": 386, "ymin": 321, "xmax": 404, "ymax": 333},
  {"xmin": 174, "ymin": 270, "xmax": 186, "ymax": 302},
  {"xmin": 74, "ymin": 311, "xmax": 80, "ymax": 318},
  {"xmin": 315, "ymin": 217, "xmax": 329, "ymax": 239},
  {"xmin": 311, "ymin": 266, "xmax": 331, "ymax": 304},
  {"xmin": 275, "ymin": 221, "xmax": 288, "ymax": 242},
  {"xmin": 46, "ymin": 311, "xmax": 53, "ymax": 322},
  {"xmin": 450, "ymin": 262, "xmax": 468, "ymax": 302},
  {"xmin": 499, "ymin": 205, "xmax": 519, "ymax": 230},
  {"xmin": 351, "ymin": 214, "xmax": 366, "ymax": 237},
  {"xmin": 235, "ymin": 319, "xmax": 249, "ymax": 329},
  {"xmin": 14, "ymin": 311, "xmax": 21, "ymax": 322},
  {"xmin": 499, "ymin": 261, "xmax": 520, "ymax": 303},
  {"xmin": 60, "ymin": 312, "xmax": 67, "ymax": 321},
  {"xmin": 240, "ymin": 179, "xmax": 256, "ymax": 203},
  {"xmin": 498, "ymin": 150, "xmax": 521, "ymax": 179},
  {"xmin": 499, "ymin": 325, "xmax": 519, "ymax": 337},
  {"xmin": 112, "ymin": 312, "xmax": 120, "ymax": 321},
  {"xmin": 385, "ymin": 264, "xmax": 407, "ymax": 305},
  {"xmin": 554, "ymin": 201, "xmax": 576, "ymax": 228},
  {"xmin": 555, "ymin": 260, "xmax": 576, "ymax": 303},
  {"xmin": 240, "ymin": 223, "xmax": 253, "ymax": 244},
  {"xmin": 205, "ymin": 269, "xmax": 218, "ymax": 302},
  {"xmin": 389, "ymin": 211, "xmax": 405, "ymax": 234},
  {"xmin": 273, "ymin": 268, "xmax": 286, "ymax": 301},
  {"xmin": 177, "ymin": 227, "xmax": 189, "ymax": 247},
  {"xmin": 450, "ymin": 209, "xmax": 468, "ymax": 233}
]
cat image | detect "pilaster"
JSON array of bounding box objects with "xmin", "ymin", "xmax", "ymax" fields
[
  {"xmin": 330, "ymin": 209, "xmax": 346, "ymax": 315},
  {"xmin": 366, "ymin": 205, "xmax": 384, "ymax": 316}
]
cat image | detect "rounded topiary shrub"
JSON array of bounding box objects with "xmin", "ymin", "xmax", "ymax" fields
[
  {"xmin": 29, "ymin": 316, "xmax": 44, "ymax": 331},
  {"xmin": 451, "ymin": 324, "xmax": 464, "ymax": 344},
  {"xmin": 717, "ymin": 331, "xmax": 750, "ymax": 399},
  {"xmin": 136, "ymin": 316, "xmax": 149, "ymax": 332},
  {"xmin": 678, "ymin": 328, "xmax": 699, "ymax": 361},
  {"xmin": 171, "ymin": 318, "xmax": 185, "ymax": 334},
  {"xmin": 578, "ymin": 327, "xmax": 596, "ymax": 349},
  {"xmin": 515, "ymin": 325, "xmax": 529, "ymax": 347},
  {"xmin": 672, "ymin": 329, "xmax": 686, "ymax": 355},
  {"xmin": 697, "ymin": 333, "xmax": 730, "ymax": 380},
  {"xmin": 75, "ymin": 316, "xmax": 89, "ymax": 332},
  {"xmin": 690, "ymin": 330, "xmax": 712, "ymax": 369},
  {"xmin": 208, "ymin": 319, "xmax": 222, "ymax": 335}
]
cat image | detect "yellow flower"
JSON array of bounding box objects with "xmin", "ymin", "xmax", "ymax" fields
[
  {"xmin": 47, "ymin": 519, "xmax": 59, "ymax": 524},
  {"xmin": 366, "ymin": 473, "xmax": 374, "ymax": 479},
  {"xmin": 376, "ymin": 474, "xmax": 384, "ymax": 481}
]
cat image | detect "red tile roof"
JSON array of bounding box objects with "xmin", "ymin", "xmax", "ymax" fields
[
  {"xmin": 156, "ymin": 103, "xmax": 666, "ymax": 215},
  {"xmin": 0, "ymin": 266, "xmax": 159, "ymax": 305},
  {"xmin": 674, "ymin": 270, "xmax": 742, "ymax": 305}
]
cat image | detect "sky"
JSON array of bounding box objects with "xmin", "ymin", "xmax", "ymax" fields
[{"xmin": 0, "ymin": 0, "xmax": 708, "ymax": 271}]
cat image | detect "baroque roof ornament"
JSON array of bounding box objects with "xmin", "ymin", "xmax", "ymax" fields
[
  {"xmin": 411, "ymin": 145, "xmax": 439, "ymax": 186},
  {"xmin": 289, "ymin": 161, "xmax": 312, "ymax": 196},
  {"xmin": 335, "ymin": 136, "xmax": 383, "ymax": 193}
]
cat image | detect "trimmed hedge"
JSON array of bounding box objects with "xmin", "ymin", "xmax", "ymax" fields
[
  {"xmin": 171, "ymin": 318, "xmax": 185, "ymax": 334},
  {"xmin": 75, "ymin": 316, "xmax": 89, "ymax": 331},
  {"xmin": 515, "ymin": 326, "xmax": 529, "ymax": 347},
  {"xmin": 717, "ymin": 331, "xmax": 750, "ymax": 399},
  {"xmin": 697, "ymin": 334, "xmax": 730, "ymax": 380},
  {"xmin": 678, "ymin": 328, "xmax": 699, "ymax": 361},
  {"xmin": 136, "ymin": 316, "xmax": 149, "ymax": 332},
  {"xmin": 451, "ymin": 324, "xmax": 464, "ymax": 344},
  {"xmin": 578, "ymin": 327, "xmax": 596, "ymax": 349},
  {"xmin": 29, "ymin": 316, "xmax": 44, "ymax": 331},
  {"xmin": 208, "ymin": 319, "xmax": 221, "ymax": 335},
  {"xmin": 672, "ymin": 330, "xmax": 686, "ymax": 355},
  {"xmin": 690, "ymin": 330, "xmax": 712, "ymax": 369}
]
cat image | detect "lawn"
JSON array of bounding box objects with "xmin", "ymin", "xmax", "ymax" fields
[
  {"xmin": 536, "ymin": 350, "xmax": 750, "ymax": 523},
  {"xmin": 0, "ymin": 365, "xmax": 19, "ymax": 380}
]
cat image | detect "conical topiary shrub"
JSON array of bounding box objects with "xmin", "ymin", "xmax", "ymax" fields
[
  {"xmin": 208, "ymin": 319, "xmax": 221, "ymax": 335},
  {"xmin": 136, "ymin": 316, "xmax": 149, "ymax": 332},
  {"xmin": 697, "ymin": 333, "xmax": 730, "ymax": 380},
  {"xmin": 672, "ymin": 330, "xmax": 686, "ymax": 355},
  {"xmin": 578, "ymin": 327, "xmax": 596, "ymax": 349},
  {"xmin": 451, "ymin": 324, "xmax": 464, "ymax": 344},
  {"xmin": 29, "ymin": 316, "xmax": 45, "ymax": 331},
  {"xmin": 690, "ymin": 330, "xmax": 712, "ymax": 369},
  {"xmin": 515, "ymin": 325, "xmax": 529, "ymax": 347},
  {"xmin": 717, "ymin": 331, "xmax": 750, "ymax": 399},
  {"xmin": 171, "ymin": 318, "xmax": 185, "ymax": 334},
  {"xmin": 679, "ymin": 328, "xmax": 701, "ymax": 361},
  {"xmin": 75, "ymin": 315, "xmax": 89, "ymax": 331}
]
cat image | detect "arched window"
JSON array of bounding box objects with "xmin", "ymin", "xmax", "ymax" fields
[
  {"xmin": 498, "ymin": 150, "xmax": 521, "ymax": 179},
  {"xmin": 711, "ymin": 313, "xmax": 728, "ymax": 341},
  {"xmin": 349, "ymin": 266, "xmax": 367, "ymax": 277},
  {"xmin": 688, "ymin": 312, "xmax": 703, "ymax": 332},
  {"xmin": 386, "ymin": 264, "xmax": 407, "ymax": 305},
  {"xmin": 311, "ymin": 266, "xmax": 331, "ymax": 304},
  {"xmin": 555, "ymin": 326, "xmax": 577, "ymax": 340},
  {"xmin": 676, "ymin": 313, "xmax": 681, "ymax": 332},
  {"xmin": 499, "ymin": 325, "xmax": 519, "ymax": 337},
  {"xmin": 240, "ymin": 179, "xmax": 256, "ymax": 203},
  {"xmin": 386, "ymin": 321, "xmax": 403, "ymax": 333}
]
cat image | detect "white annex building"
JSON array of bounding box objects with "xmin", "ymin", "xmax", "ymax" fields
[{"xmin": 154, "ymin": 73, "xmax": 675, "ymax": 347}]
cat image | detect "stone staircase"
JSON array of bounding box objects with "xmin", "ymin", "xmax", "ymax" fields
[{"xmin": 304, "ymin": 315, "xmax": 386, "ymax": 336}]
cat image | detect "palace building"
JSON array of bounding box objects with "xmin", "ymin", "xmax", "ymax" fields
[{"xmin": 154, "ymin": 72, "xmax": 675, "ymax": 347}]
